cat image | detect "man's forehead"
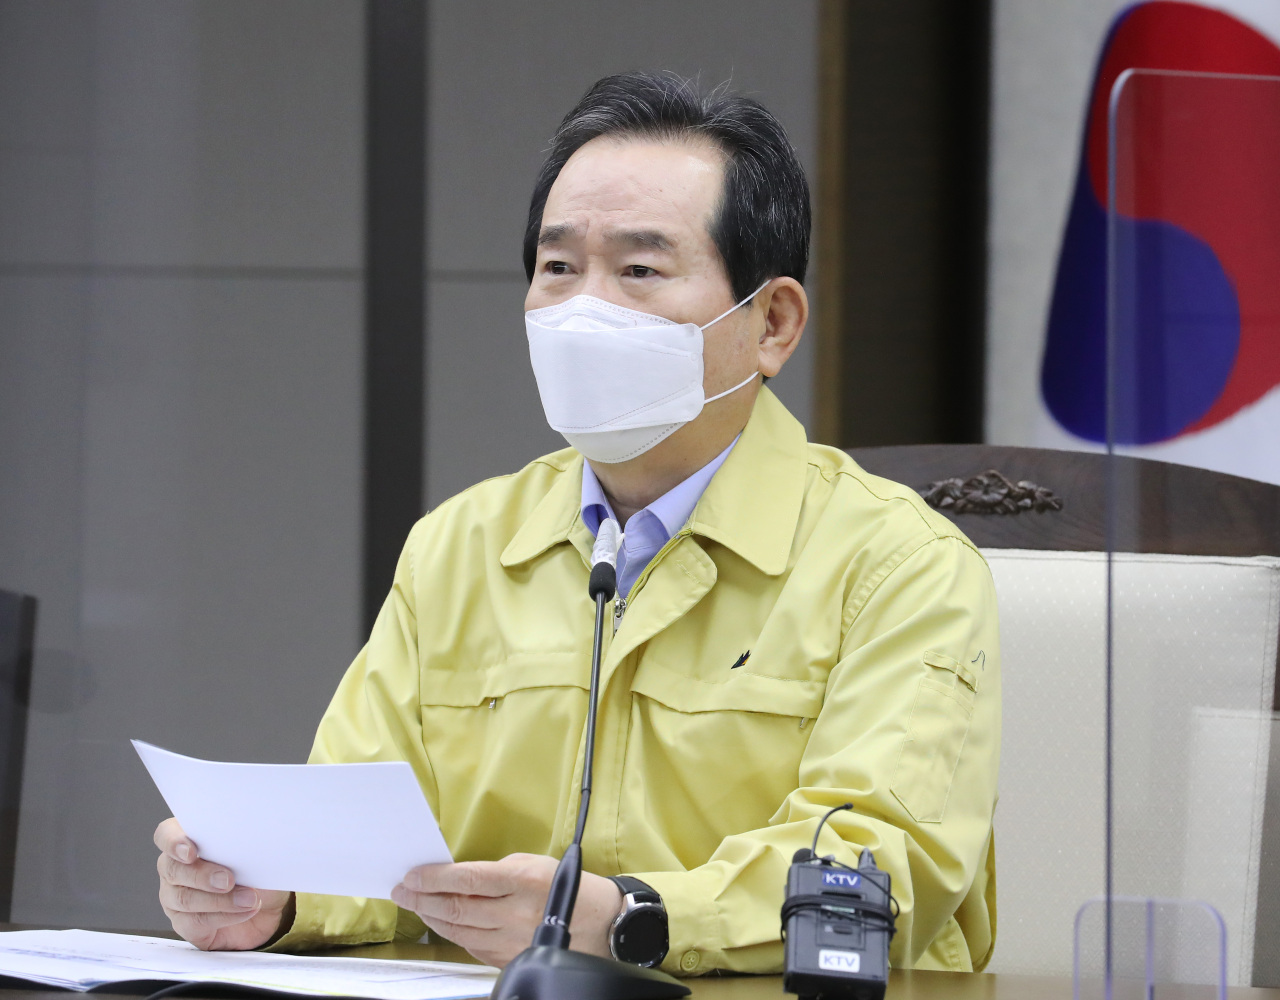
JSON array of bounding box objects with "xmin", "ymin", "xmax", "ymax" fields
[{"xmin": 540, "ymin": 138, "xmax": 724, "ymax": 240}]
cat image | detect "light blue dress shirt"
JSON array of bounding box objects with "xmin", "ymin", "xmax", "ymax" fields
[{"xmin": 580, "ymin": 436, "xmax": 739, "ymax": 598}]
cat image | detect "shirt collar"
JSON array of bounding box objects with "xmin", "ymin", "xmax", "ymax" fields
[
  {"xmin": 579, "ymin": 436, "xmax": 739, "ymax": 540},
  {"xmin": 501, "ymin": 387, "xmax": 807, "ymax": 576}
]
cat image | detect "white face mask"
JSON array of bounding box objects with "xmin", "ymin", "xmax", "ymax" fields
[{"xmin": 525, "ymin": 282, "xmax": 767, "ymax": 464}]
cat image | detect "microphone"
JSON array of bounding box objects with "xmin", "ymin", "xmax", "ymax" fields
[
  {"xmin": 491, "ymin": 519, "xmax": 689, "ymax": 1000},
  {"xmin": 529, "ymin": 518, "xmax": 620, "ymax": 950},
  {"xmin": 588, "ymin": 518, "xmax": 622, "ymax": 603}
]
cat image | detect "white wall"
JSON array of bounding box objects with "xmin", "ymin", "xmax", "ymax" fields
[
  {"xmin": 986, "ymin": 0, "xmax": 1128, "ymax": 445},
  {"xmin": 423, "ymin": 0, "xmax": 820, "ymax": 506},
  {"xmin": 0, "ymin": 0, "xmax": 365, "ymax": 930}
]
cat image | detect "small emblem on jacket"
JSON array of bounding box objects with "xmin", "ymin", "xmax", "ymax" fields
[{"xmin": 731, "ymin": 650, "xmax": 751, "ymax": 669}]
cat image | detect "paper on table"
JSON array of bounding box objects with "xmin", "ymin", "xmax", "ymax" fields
[
  {"xmin": 133, "ymin": 740, "xmax": 451, "ymax": 899},
  {"xmin": 0, "ymin": 929, "xmax": 496, "ymax": 999}
]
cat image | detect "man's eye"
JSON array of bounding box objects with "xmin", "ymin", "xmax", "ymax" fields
[
  {"xmin": 545, "ymin": 261, "xmax": 571, "ymax": 275},
  {"xmin": 627, "ymin": 265, "xmax": 656, "ymax": 278}
]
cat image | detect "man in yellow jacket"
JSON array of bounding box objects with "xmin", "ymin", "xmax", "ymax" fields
[{"xmin": 154, "ymin": 71, "xmax": 1000, "ymax": 978}]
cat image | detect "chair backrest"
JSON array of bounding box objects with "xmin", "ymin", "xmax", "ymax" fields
[
  {"xmin": 847, "ymin": 446, "xmax": 1280, "ymax": 986},
  {"xmin": 0, "ymin": 590, "xmax": 36, "ymax": 923},
  {"xmin": 848, "ymin": 443, "xmax": 1280, "ymax": 559}
]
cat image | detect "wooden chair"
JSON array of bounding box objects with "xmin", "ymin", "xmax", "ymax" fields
[
  {"xmin": 847, "ymin": 444, "xmax": 1280, "ymax": 560},
  {"xmin": 0, "ymin": 590, "xmax": 35, "ymax": 923},
  {"xmin": 845, "ymin": 446, "xmax": 1280, "ymax": 986}
]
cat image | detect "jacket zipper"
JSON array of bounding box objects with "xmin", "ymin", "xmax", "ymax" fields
[{"xmin": 610, "ymin": 527, "xmax": 691, "ymax": 634}]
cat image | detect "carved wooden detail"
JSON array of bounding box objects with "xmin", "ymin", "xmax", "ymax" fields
[{"xmin": 918, "ymin": 469, "xmax": 1064, "ymax": 516}]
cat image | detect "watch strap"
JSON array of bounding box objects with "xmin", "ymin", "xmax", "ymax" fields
[{"xmin": 609, "ymin": 875, "xmax": 661, "ymax": 905}]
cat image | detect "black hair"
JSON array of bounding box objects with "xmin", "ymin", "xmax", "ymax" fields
[{"xmin": 522, "ymin": 71, "xmax": 811, "ymax": 303}]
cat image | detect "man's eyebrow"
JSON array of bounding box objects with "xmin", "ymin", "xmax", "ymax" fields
[
  {"xmin": 605, "ymin": 229, "xmax": 676, "ymax": 252},
  {"xmin": 536, "ymin": 224, "xmax": 677, "ymax": 252},
  {"xmin": 537, "ymin": 223, "xmax": 579, "ymax": 247}
]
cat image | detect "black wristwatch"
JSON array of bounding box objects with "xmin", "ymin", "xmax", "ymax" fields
[{"xmin": 608, "ymin": 876, "xmax": 669, "ymax": 968}]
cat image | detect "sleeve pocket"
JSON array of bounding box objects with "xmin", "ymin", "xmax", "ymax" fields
[{"xmin": 890, "ymin": 651, "xmax": 976, "ymax": 824}]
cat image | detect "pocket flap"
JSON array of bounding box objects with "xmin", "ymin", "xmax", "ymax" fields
[
  {"xmin": 423, "ymin": 651, "xmax": 588, "ymax": 707},
  {"xmin": 923, "ymin": 649, "xmax": 978, "ymax": 693},
  {"xmin": 631, "ymin": 659, "xmax": 826, "ymax": 717}
]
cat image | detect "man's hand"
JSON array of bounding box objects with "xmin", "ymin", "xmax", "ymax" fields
[
  {"xmin": 154, "ymin": 818, "xmax": 294, "ymax": 951},
  {"xmin": 391, "ymin": 854, "xmax": 623, "ymax": 968}
]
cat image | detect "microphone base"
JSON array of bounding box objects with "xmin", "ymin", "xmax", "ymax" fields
[{"xmin": 490, "ymin": 945, "xmax": 690, "ymax": 1000}]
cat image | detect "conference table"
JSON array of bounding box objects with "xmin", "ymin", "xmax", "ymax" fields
[
  {"xmin": 3, "ymin": 932, "xmax": 1280, "ymax": 999},
  {"xmin": 336, "ymin": 941, "xmax": 1280, "ymax": 998}
]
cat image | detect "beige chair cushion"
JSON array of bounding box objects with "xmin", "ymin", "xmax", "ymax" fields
[{"xmin": 978, "ymin": 549, "xmax": 1280, "ymax": 985}]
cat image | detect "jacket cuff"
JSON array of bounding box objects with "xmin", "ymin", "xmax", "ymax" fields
[
  {"xmin": 627, "ymin": 868, "xmax": 723, "ymax": 977},
  {"xmin": 263, "ymin": 893, "xmax": 398, "ymax": 952}
]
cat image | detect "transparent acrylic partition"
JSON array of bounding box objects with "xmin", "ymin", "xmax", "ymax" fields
[
  {"xmin": 1075, "ymin": 897, "xmax": 1226, "ymax": 1000},
  {"xmin": 1080, "ymin": 69, "xmax": 1280, "ymax": 998}
]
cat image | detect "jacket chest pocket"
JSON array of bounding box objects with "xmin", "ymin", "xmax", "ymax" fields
[
  {"xmin": 620, "ymin": 660, "xmax": 827, "ymax": 868},
  {"xmin": 420, "ymin": 652, "xmax": 589, "ymax": 851}
]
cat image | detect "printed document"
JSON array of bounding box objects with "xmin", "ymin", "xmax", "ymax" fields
[
  {"xmin": 133, "ymin": 740, "xmax": 451, "ymax": 899},
  {"xmin": 0, "ymin": 929, "xmax": 495, "ymax": 999}
]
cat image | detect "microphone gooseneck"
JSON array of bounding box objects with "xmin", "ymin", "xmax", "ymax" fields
[
  {"xmin": 491, "ymin": 518, "xmax": 689, "ymax": 999},
  {"xmin": 533, "ymin": 518, "xmax": 618, "ymax": 948}
]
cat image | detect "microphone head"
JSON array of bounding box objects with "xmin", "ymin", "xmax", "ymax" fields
[
  {"xmin": 792, "ymin": 847, "xmax": 815, "ymax": 864},
  {"xmin": 588, "ymin": 561, "xmax": 616, "ymax": 601}
]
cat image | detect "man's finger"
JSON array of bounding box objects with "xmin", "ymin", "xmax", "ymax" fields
[
  {"xmin": 160, "ymin": 882, "xmax": 260, "ymax": 915},
  {"xmin": 153, "ymin": 817, "xmax": 197, "ymax": 864},
  {"xmin": 404, "ymin": 861, "xmax": 515, "ymax": 897},
  {"xmin": 163, "ymin": 905, "xmax": 259, "ymax": 936},
  {"xmin": 413, "ymin": 915, "xmax": 513, "ymax": 969},
  {"xmin": 157, "ymin": 854, "xmax": 237, "ymax": 894},
  {"xmin": 390, "ymin": 886, "xmax": 513, "ymax": 931},
  {"xmin": 413, "ymin": 915, "xmax": 489, "ymax": 957}
]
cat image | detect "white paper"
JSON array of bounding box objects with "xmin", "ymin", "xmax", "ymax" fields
[
  {"xmin": 133, "ymin": 740, "xmax": 452, "ymax": 899},
  {"xmin": 0, "ymin": 929, "xmax": 496, "ymax": 999}
]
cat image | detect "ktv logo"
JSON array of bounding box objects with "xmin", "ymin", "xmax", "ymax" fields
[{"xmin": 819, "ymin": 949, "xmax": 862, "ymax": 973}]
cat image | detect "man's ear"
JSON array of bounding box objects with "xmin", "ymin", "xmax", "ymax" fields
[{"xmin": 756, "ymin": 278, "xmax": 808, "ymax": 378}]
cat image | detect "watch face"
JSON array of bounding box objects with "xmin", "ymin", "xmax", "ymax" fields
[{"xmin": 615, "ymin": 905, "xmax": 668, "ymax": 966}]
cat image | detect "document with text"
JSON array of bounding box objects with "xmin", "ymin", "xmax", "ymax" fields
[
  {"xmin": 133, "ymin": 740, "xmax": 452, "ymax": 899},
  {"xmin": 0, "ymin": 929, "xmax": 495, "ymax": 999}
]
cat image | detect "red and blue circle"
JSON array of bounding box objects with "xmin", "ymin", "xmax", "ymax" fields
[{"xmin": 1042, "ymin": 1, "xmax": 1280, "ymax": 445}]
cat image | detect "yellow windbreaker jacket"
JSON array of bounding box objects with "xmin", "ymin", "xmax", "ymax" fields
[{"xmin": 273, "ymin": 387, "xmax": 1001, "ymax": 976}]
